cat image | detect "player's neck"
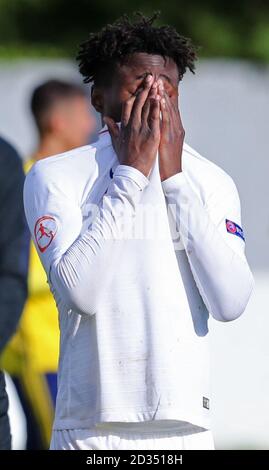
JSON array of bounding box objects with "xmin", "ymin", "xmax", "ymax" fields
[{"xmin": 33, "ymin": 134, "xmax": 71, "ymax": 161}]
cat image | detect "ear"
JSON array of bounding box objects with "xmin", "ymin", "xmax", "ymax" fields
[{"xmin": 91, "ymin": 85, "xmax": 104, "ymax": 114}]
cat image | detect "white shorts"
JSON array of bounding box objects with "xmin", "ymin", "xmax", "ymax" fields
[{"xmin": 50, "ymin": 428, "xmax": 214, "ymax": 450}]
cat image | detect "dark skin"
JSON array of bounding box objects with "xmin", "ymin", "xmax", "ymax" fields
[{"xmin": 91, "ymin": 52, "xmax": 185, "ymax": 181}]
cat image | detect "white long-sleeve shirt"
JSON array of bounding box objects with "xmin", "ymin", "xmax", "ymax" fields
[{"xmin": 23, "ymin": 129, "xmax": 254, "ymax": 432}]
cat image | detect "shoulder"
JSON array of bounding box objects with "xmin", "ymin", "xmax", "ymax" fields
[
  {"xmin": 25, "ymin": 135, "xmax": 115, "ymax": 205},
  {"xmin": 24, "ymin": 143, "xmax": 98, "ymax": 201},
  {"xmin": 26, "ymin": 143, "xmax": 95, "ymax": 179},
  {"xmin": 182, "ymin": 143, "xmax": 239, "ymax": 202}
]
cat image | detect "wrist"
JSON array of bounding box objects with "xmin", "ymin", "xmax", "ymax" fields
[
  {"xmin": 121, "ymin": 162, "xmax": 150, "ymax": 178},
  {"xmin": 160, "ymin": 166, "xmax": 182, "ymax": 182},
  {"xmin": 159, "ymin": 144, "xmax": 183, "ymax": 182}
]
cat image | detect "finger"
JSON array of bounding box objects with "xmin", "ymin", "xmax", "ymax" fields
[
  {"xmin": 122, "ymin": 83, "xmax": 148, "ymax": 125},
  {"xmin": 172, "ymin": 88, "xmax": 179, "ymax": 107},
  {"xmin": 162, "ymin": 91, "xmax": 184, "ymax": 137},
  {"xmin": 164, "ymin": 90, "xmax": 178, "ymax": 117},
  {"xmin": 149, "ymin": 82, "xmax": 158, "ymax": 100},
  {"xmin": 167, "ymin": 88, "xmax": 179, "ymax": 114},
  {"xmin": 141, "ymin": 82, "xmax": 158, "ymax": 125},
  {"xmin": 103, "ymin": 116, "xmax": 120, "ymax": 150},
  {"xmin": 148, "ymin": 96, "xmax": 161, "ymax": 134},
  {"xmin": 165, "ymin": 89, "xmax": 182, "ymax": 125},
  {"xmin": 121, "ymin": 95, "xmax": 136, "ymax": 127},
  {"xmin": 160, "ymin": 95, "xmax": 170, "ymax": 127},
  {"xmin": 130, "ymin": 75, "xmax": 154, "ymax": 125},
  {"xmin": 175, "ymin": 91, "xmax": 184, "ymax": 127},
  {"xmin": 158, "ymin": 87, "xmax": 170, "ymax": 135},
  {"xmin": 177, "ymin": 105, "xmax": 183, "ymax": 130},
  {"xmin": 157, "ymin": 79, "xmax": 164, "ymax": 98},
  {"xmin": 141, "ymin": 99, "xmax": 151, "ymax": 127}
]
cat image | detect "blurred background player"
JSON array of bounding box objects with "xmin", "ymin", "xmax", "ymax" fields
[
  {"xmin": 1, "ymin": 79, "xmax": 96, "ymax": 449},
  {"xmin": 30, "ymin": 79, "xmax": 96, "ymax": 160},
  {"xmin": 0, "ymin": 137, "xmax": 29, "ymax": 450}
]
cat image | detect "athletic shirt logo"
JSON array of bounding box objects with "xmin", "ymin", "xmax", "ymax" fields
[
  {"xmin": 226, "ymin": 219, "xmax": 245, "ymax": 241},
  {"xmin": 34, "ymin": 215, "xmax": 58, "ymax": 253},
  {"xmin": 226, "ymin": 220, "xmax": 237, "ymax": 234}
]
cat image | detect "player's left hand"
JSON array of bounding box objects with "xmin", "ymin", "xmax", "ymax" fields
[{"xmin": 157, "ymin": 80, "xmax": 184, "ymax": 181}]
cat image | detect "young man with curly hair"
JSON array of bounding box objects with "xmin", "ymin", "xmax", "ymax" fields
[{"xmin": 23, "ymin": 13, "xmax": 253, "ymax": 450}]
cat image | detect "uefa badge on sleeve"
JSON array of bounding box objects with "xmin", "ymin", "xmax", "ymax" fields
[
  {"xmin": 225, "ymin": 219, "xmax": 245, "ymax": 242},
  {"xmin": 34, "ymin": 215, "xmax": 58, "ymax": 253}
]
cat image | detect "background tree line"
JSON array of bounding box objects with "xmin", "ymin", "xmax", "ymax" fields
[{"xmin": 0, "ymin": 0, "xmax": 268, "ymax": 61}]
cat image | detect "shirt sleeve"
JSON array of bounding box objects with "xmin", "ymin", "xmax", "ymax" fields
[
  {"xmin": 24, "ymin": 164, "xmax": 148, "ymax": 316},
  {"xmin": 162, "ymin": 171, "xmax": 254, "ymax": 322}
]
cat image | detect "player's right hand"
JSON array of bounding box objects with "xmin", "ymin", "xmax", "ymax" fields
[{"xmin": 104, "ymin": 75, "xmax": 161, "ymax": 177}]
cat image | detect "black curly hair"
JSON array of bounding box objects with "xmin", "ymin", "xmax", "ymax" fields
[{"xmin": 77, "ymin": 12, "xmax": 197, "ymax": 87}]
